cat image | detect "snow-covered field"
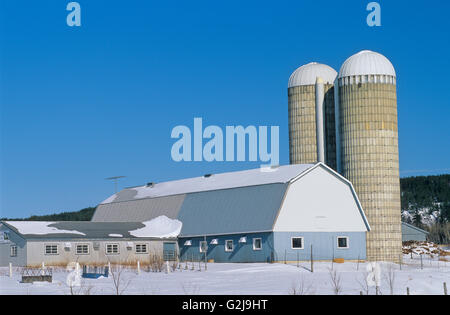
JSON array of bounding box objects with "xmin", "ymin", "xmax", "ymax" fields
[{"xmin": 0, "ymin": 255, "xmax": 448, "ymax": 295}]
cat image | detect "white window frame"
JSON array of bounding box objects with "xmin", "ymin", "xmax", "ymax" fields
[
  {"xmin": 291, "ymin": 237, "xmax": 304, "ymax": 250},
  {"xmin": 106, "ymin": 243, "xmax": 120, "ymax": 255},
  {"xmin": 135, "ymin": 243, "xmax": 148, "ymax": 254},
  {"xmin": 252, "ymin": 238, "xmax": 262, "ymax": 251},
  {"xmin": 337, "ymin": 236, "xmax": 349, "ymax": 249},
  {"xmin": 199, "ymin": 241, "xmax": 208, "ymax": 253},
  {"xmin": 10, "ymin": 245, "xmax": 17, "ymax": 257},
  {"xmin": 225, "ymin": 240, "xmax": 234, "ymax": 252},
  {"xmin": 76, "ymin": 244, "xmax": 89, "ymax": 255},
  {"xmin": 44, "ymin": 244, "xmax": 58, "ymax": 255}
]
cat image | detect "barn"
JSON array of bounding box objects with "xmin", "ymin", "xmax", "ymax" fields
[
  {"xmin": 0, "ymin": 218, "xmax": 181, "ymax": 267},
  {"xmin": 93, "ymin": 162, "xmax": 370, "ymax": 263}
]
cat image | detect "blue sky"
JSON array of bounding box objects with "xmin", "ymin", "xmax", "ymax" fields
[{"xmin": 1, "ymin": 0, "xmax": 449, "ymax": 218}]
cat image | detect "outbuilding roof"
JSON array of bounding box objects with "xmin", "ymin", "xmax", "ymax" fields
[{"xmin": 1, "ymin": 220, "xmax": 179, "ymax": 240}]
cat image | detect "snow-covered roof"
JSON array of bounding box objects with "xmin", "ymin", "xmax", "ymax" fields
[
  {"xmin": 101, "ymin": 163, "xmax": 315, "ymax": 205},
  {"xmin": 288, "ymin": 62, "xmax": 337, "ymax": 88},
  {"xmin": 2, "ymin": 217, "xmax": 181, "ymax": 240},
  {"xmin": 339, "ymin": 50, "xmax": 396, "ymax": 78}
]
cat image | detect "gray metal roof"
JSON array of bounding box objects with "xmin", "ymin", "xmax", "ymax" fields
[
  {"xmin": 177, "ymin": 183, "xmax": 288, "ymax": 237},
  {"xmin": 401, "ymin": 222, "xmax": 429, "ymax": 235},
  {"xmin": 2, "ymin": 221, "xmax": 175, "ymax": 240},
  {"xmin": 99, "ymin": 164, "xmax": 314, "ymax": 204},
  {"xmin": 92, "ymin": 194, "xmax": 185, "ymax": 222}
]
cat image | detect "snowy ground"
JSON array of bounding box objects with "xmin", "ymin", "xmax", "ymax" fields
[{"xmin": 0, "ymin": 255, "xmax": 448, "ymax": 295}]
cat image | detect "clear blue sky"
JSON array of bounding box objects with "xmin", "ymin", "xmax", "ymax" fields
[{"xmin": 1, "ymin": 0, "xmax": 449, "ymax": 218}]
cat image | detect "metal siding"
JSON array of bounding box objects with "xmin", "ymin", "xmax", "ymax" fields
[
  {"xmin": 92, "ymin": 194, "xmax": 185, "ymax": 222},
  {"xmin": 273, "ymin": 231, "xmax": 367, "ymax": 261},
  {"xmin": 177, "ymin": 183, "xmax": 288, "ymax": 237},
  {"xmin": 179, "ymin": 233, "xmax": 274, "ymax": 263}
]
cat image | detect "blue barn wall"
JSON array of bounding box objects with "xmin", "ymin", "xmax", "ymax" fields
[
  {"xmin": 272, "ymin": 232, "xmax": 366, "ymax": 261},
  {"xmin": 178, "ymin": 231, "xmax": 366, "ymax": 263},
  {"xmin": 178, "ymin": 233, "xmax": 274, "ymax": 263}
]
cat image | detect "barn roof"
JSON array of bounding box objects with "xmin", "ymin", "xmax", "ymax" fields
[
  {"xmin": 99, "ymin": 163, "xmax": 314, "ymax": 204},
  {"xmin": 92, "ymin": 163, "xmax": 367, "ymax": 236}
]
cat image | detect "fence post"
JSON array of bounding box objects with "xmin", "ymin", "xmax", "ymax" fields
[
  {"xmin": 310, "ymin": 244, "xmax": 314, "ymax": 273},
  {"xmin": 444, "ymin": 282, "xmax": 447, "ymax": 295},
  {"xmin": 357, "ymin": 254, "xmax": 360, "ymax": 271},
  {"xmin": 406, "ymin": 287, "xmax": 410, "ymax": 295},
  {"xmin": 399, "ymin": 255, "xmax": 402, "ymax": 270},
  {"xmin": 137, "ymin": 261, "xmax": 140, "ymax": 275},
  {"xmin": 9, "ymin": 263, "xmax": 12, "ymax": 278},
  {"xmin": 420, "ymin": 254, "xmax": 423, "ymax": 270}
]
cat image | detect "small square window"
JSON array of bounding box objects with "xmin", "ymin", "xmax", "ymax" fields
[
  {"xmin": 291, "ymin": 237, "xmax": 304, "ymax": 249},
  {"xmin": 45, "ymin": 244, "xmax": 58, "ymax": 255},
  {"xmin": 76, "ymin": 244, "xmax": 89, "ymax": 255},
  {"xmin": 225, "ymin": 240, "xmax": 233, "ymax": 252},
  {"xmin": 337, "ymin": 237, "xmax": 349, "ymax": 249},
  {"xmin": 106, "ymin": 243, "xmax": 119, "ymax": 255},
  {"xmin": 135, "ymin": 244, "xmax": 148, "ymax": 254},
  {"xmin": 10, "ymin": 245, "xmax": 17, "ymax": 257},
  {"xmin": 3, "ymin": 232, "xmax": 10, "ymax": 240},
  {"xmin": 253, "ymin": 238, "xmax": 262, "ymax": 251}
]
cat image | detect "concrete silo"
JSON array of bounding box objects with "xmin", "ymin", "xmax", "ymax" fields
[
  {"xmin": 336, "ymin": 50, "xmax": 401, "ymax": 262},
  {"xmin": 288, "ymin": 62, "xmax": 337, "ymax": 169}
]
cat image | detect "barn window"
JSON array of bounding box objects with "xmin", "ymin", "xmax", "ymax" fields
[
  {"xmin": 337, "ymin": 237, "xmax": 349, "ymax": 249},
  {"xmin": 253, "ymin": 238, "xmax": 262, "ymax": 251},
  {"xmin": 199, "ymin": 241, "xmax": 208, "ymax": 253},
  {"xmin": 10, "ymin": 245, "xmax": 17, "ymax": 257},
  {"xmin": 76, "ymin": 244, "xmax": 89, "ymax": 255},
  {"xmin": 291, "ymin": 237, "xmax": 304, "ymax": 249},
  {"xmin": 106, "ymin": 243, "xmax": 119, "ymax": 255},
  {"xmin": 225, "ymin": 240, "xmax": 234, "ymax": 252},
  {"xmin": 3, "ymin": 232, "xmax": 10, "ymax": 240},
  {"xmin": 135, "ymin": 244, "xmax": 148, "ymax": 254},
  {"xmin": 45, "ymin": 244, "xmax": 58, "ymax": 255}
]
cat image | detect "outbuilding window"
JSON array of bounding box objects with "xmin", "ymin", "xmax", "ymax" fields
[
  {"xmin": 253, "ymin": 238, "xmax": 262, "ymax": 251},
  {"xmin": 337, "ymin": 237, "xmax": 349, "ymax": 249},
  {"xmin": 45, "ymin": 244, "xmax": 58, "ymax": 255},
  {"xmin": 225, "ymin": 240, "xmax": 234, "ymax": 252},
  {"xmin": 106, "ymin": 243, "xmax": 119, "ymax": 255},
  {"xmin": 10, "ymin": 245, "xmax": 17, "ymax": 257},
  {"xmin": 291, "ymin": 237, "xmax": 304, "ymax": 249},
  {"xmin": 76, "ymin": 244, "xmax": 89, "ymax": 255},
  {"xmin": 135, "ymin": 244, "xmax": 148, "ymax": 254}
]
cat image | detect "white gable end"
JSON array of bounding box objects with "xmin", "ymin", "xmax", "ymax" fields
[{"xmin": 273, "ymin": 165, "xmax": 369, "ymax": 232}]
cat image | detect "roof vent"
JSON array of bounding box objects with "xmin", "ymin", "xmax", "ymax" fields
[
  {"xmin": 146, "ymin": 182, "xmax": 155, "ymax": 187},
  {"xmin": 203, "ymin": 174, "xmax": 213, "ymax": 178}
]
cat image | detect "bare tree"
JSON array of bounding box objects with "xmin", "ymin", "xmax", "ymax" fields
[
  {"xmin": 383, "ymin": 262, "xmax": 396, "ymax": 295},
  {"xmin": 289, "ymin": 275, "xmax": 315, "ymax": 295},
  {"xmin": 110, "ymin": 264, "xmax": 133, "ymax": 295},
  {"xmin": 356, "ymin": 272, "xmax": 370, "ymax": 295},
  {"xmin": 328, "ymin": 268, "xmax": 343, "ymax": 295}
]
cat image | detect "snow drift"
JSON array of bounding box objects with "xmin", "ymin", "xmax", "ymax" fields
[{"xmin": 129, "ymin": 216, "xmax": 182, "ymax": 238}]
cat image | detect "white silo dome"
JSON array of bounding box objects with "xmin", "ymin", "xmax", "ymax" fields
[
  {"xmin": 338, "ymin": 50, "xmax": 396, "ymax": 78},
  {"xmin": 288, "ymin": 62, "xmax": 337, "ymax": 88}
]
